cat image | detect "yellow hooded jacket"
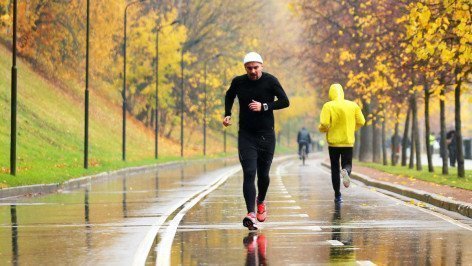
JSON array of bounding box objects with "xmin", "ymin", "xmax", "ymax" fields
[{"xmin": 318, "ymin": 84, "xmax": 365, "ymax": 147}]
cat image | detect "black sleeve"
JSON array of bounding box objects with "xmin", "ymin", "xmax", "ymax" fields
[
  {"xmin": 224, "ymin": 79, "xmax": 237, "ymax": 117},
  {"xmin": 268, "ymin": 77, "xmax": 289, "ymax": 110}
]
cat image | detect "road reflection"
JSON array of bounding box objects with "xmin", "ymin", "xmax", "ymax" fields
[
  {"xmin": 84, "ymin": 187, "xmax": 92, "ymax": 252},
  {"xmin": 243, "ymin": 232, "xmax": 267, "ymax": 266},
  {"xmin": 11, "ymin": 205, "xmax": 18, "ymax": 266},
  {"xmin": 122, "ymin": 176, "xmax": 128, "ymax": 218},
  {"xmin": 330, "ymin": 203, "xmax": 354, "ymax": 262},
  {"xmin": 155, "ymin": 170, "xmax": 159, "ymax": 198}
]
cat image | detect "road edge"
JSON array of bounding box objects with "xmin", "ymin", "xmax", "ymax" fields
[
  {"xmin": 0, "ymin": 158, "xmax": 233, "ymax": 199},
  {"xmin": 321, "ymin": 162, "xmax": 472, "ymax": 218}
]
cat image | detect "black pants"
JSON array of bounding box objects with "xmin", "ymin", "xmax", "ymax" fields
[
  {"xmin": 298, "ymin": 142, "xmax": 309, "ymax": 156},
  {"xmin": 238, "ymin": 130, "xmax": 275, "ymax": 213},
  {"xmin": 448, "ymin": 147, "xmax": 456, "ymax": 167},
  {"xmin": 328, "ymin": 147, "xmax": 353, "ymax": 197}
]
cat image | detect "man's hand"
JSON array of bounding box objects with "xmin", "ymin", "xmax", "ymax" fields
[
  {"xmin": 223, "ymin": 116, "xmax": 232, "ymax": 127},
  {"xmin": 248, "ymin": 100, "xmax": 262, "ymax": 112}
]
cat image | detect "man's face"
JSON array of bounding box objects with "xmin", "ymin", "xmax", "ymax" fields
[{"xmin": 244, "ymin": 62, "xmax": 263, "ymax": 80}]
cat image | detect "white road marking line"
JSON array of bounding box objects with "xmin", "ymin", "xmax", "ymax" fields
[
  {"xmin": 154, "ymin": 166, "xmax": 240, "ymax": 266},
  {"xmin": 327, "ymin": 240, "xmax": 344, "ymax": 246},
  {"xmin": 276, "ymin": 206, "xmax": 302, "ymax": 210},
  {"xmin": 270, "ymin": 214, "xmax": 309, "ymax": 218},
  {"xmin": 132, "ymin": 166, "xmax": 240, "ymax": 266},
  {"xmin": 356, "ymin": 261, "xmax": 377, "ymax": 266}
]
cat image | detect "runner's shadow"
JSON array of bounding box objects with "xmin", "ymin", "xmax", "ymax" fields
[{"xmin": 243, "ymin": 232, "xmax": 267, "ymax": 265}]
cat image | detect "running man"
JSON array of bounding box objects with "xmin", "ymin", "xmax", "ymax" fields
[
  {"xmin": 223, "ymin": 52, "xmax": 290, "ymax": 230},
  {"xmin": 318, "ymin": 83, "xmax": 365, "ymax": 203}
]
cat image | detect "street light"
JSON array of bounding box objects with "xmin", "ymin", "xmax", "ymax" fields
[
  {"xmin": 84, "ymin": 0, "xmax": 90, "ymax": 169},
  {"xmin": 202, "ymin": 54, "xmax": 221, "ymax": 156},
  {"xmin": 10, "ymin": 0, "xmax": 18, "ymax": 175},
  {"xmin": 122, "ymin": 0, "xmax": 146, "ymax": 161},
  {"xmin": 154, "ymin": 19, "xmax": 180, "ymax": 159}
]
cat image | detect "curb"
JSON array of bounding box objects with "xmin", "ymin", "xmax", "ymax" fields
[
  {"xmin": 321, "ymin": 162, "xmax": 472, "ymax": 218},
  {"xmin": 0, "ymin": 159, "xmax": 214, "ymax": 199}
]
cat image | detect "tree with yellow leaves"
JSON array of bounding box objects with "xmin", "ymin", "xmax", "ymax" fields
[{"xmin": 405, "ymin": 0, "xmax": 471, "ymax": 177}]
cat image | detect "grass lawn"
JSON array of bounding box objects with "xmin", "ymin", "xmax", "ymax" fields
[{"xmin": 357, "ymin": 161, "xmax": 472, "ymax": 191}]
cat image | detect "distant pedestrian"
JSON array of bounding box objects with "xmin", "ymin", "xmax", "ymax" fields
[
  {"xmin": 318, "ymin": 83, "xmax": 365, "ymax": 203},
  {"xmin": 223, "ymin": 52, "xmax": 290, "ymax": 230},
  {"xmin": 447, "ymin": 130, "xmax": 457, "ymax": 167},
  {"xmin": 429, "ymin": 132, "xmax": 436, "ymax": 155},
  {"xmin": 391, "ymin": 133, "xmax": 402, "ymax": 164},
  {"xmin": 318, "ymin": 139, "xmax": 325, "ymax": 151}
]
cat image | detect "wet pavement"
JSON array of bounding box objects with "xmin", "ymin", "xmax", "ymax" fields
[
  {"xmin": 156, "ymin": 157, "xmax": 472, "ymax": 265},
  {"xmin": 1, "ymin": 156, "xmax": 472, "ymax": 265},
  {"xmin": 0, "ymin": 159, "xmax": 238, "ymax": 265}
]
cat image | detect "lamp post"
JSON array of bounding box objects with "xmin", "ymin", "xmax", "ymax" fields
[
  {"xmin": 10, "ymin": 0, "xmax": 18, "ymax": 175},
  {"xmin": 154, "ymin": 20, "xmax": 179, "ymax": 159},
  {"xmin": 180, "ymin": 48, "xmax": 184, "ymax": 157},
  {"xmin": 122, "ymin": 0, "xmax": 145, "ymax": 161},
  {"xmin": 202, "ymin": 54, "xmax": 221, "ymax": 156},
  {"xmin": 84, "ymin": 0, "xmax": 90, "ymax": 169}
]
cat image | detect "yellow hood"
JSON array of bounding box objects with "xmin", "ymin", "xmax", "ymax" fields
[{"xmin": 329, "ymin": 83, "xmax": 344, "ymax": 101}]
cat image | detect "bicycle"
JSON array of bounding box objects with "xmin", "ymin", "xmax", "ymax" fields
[{"xmin": 301, "ymin": 145, "xmax": 307, "ymax": 165}]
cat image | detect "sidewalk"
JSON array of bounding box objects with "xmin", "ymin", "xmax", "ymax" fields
[{"xmin": 321, "ymin": 160, "xmax": 472, "ymax": 218}]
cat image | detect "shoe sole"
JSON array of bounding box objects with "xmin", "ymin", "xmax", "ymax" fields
[
  {"xmin": 243, "ymin": 217, "xmax": 258, "ymax": 230},
  {"xmin": 341, "ymin": 170, "xmax": 350, "ymax": 188}
]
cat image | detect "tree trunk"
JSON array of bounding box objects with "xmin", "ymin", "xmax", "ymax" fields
[
  {"xmin": 392, "ymin": 116, "xmax": 400, "ymax": 166},
  {"xmin": 439, "ymin": 77, "xmax": 448, "ymax": 175},
  {"xmin": 455, "ymin": 67, "xmax": 464, "ymax": 177},
  {"xmin": 401, "ymin": 105, "xmax": 411, "ymax": 166},
  {"xmin": 412, "ymin": 94, "xmax": 422, "ymax": 170},
  {"xmin": 409, "ymin": 105, "xmax": 415, "ymax": 170},
  {"xmin": 424, "ymin": 76, "xmax": 434, "ymax": 172},
  {"xmin": 372, "ymin": 116, "xmax": 381, "ymax": 163},
  {"xmin": 382, "ymin": 112, "xmax": 387, "ymax": 165},
  {"xmin": 354, "ymin": 130, "xmax": 360, "ymax": 159},
  {"xmin": 359, "ymin": 102, "xmax": 371, "ymax": 162}
]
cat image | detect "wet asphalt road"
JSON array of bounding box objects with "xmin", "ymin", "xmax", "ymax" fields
[{"xmin": 1, "ymin": 156, "xmax": 471, "ymax": 265}]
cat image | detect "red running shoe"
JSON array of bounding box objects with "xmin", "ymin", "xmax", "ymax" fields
[
  {"xmin": 257, "ymin": 201, "xmax": 267, "ymax": 222},
  {"xmin": 243, "ymin": 212, "xmax": 258, "ymax": 230}
]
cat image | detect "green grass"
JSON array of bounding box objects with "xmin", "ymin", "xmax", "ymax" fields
[
  {"xmin": 0, "ymin": 44, "xmax": 243, "ymax": 188},
  {"xmin": 357, "ymin": 161, "xmax": 472, "ymax": 191}
]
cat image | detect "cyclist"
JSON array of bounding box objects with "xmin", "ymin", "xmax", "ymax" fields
[
  {"xmin": 297, "ymin": 127, "xmax": 312, "ymax": 159},
  {"xmin": 223, "ymin": 52, "xmax": 290, "ymax": 230}
]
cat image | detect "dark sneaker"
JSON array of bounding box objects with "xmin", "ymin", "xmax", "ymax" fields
[
  {"xmin": 243, "ymin": 212, "xmax": 258, "ymax": 230},
  {"xmin": 341, "ymin": 169, "xmax": 350, "ymax": 188},
  {"xmin": 334, "ymin": 195, "xmax": 343, "ymax": 203},
  {"xmin": 257, "ymin": 201, "xmax": 267, "ymax": 222}
]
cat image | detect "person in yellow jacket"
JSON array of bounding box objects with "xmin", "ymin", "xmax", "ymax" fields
[{"xmin": 318, "ymin": 83, "xmax": 365, "ymax": 203}]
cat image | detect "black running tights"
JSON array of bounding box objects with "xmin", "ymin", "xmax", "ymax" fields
[{"xmin": 328, "ymin": 147, "xmax": 353, "ymax": 197}]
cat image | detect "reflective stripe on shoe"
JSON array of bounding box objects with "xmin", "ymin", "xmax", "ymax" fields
[{"xmin": 341, "ymin": 169, "xmax": 350, "ymax": 188}]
